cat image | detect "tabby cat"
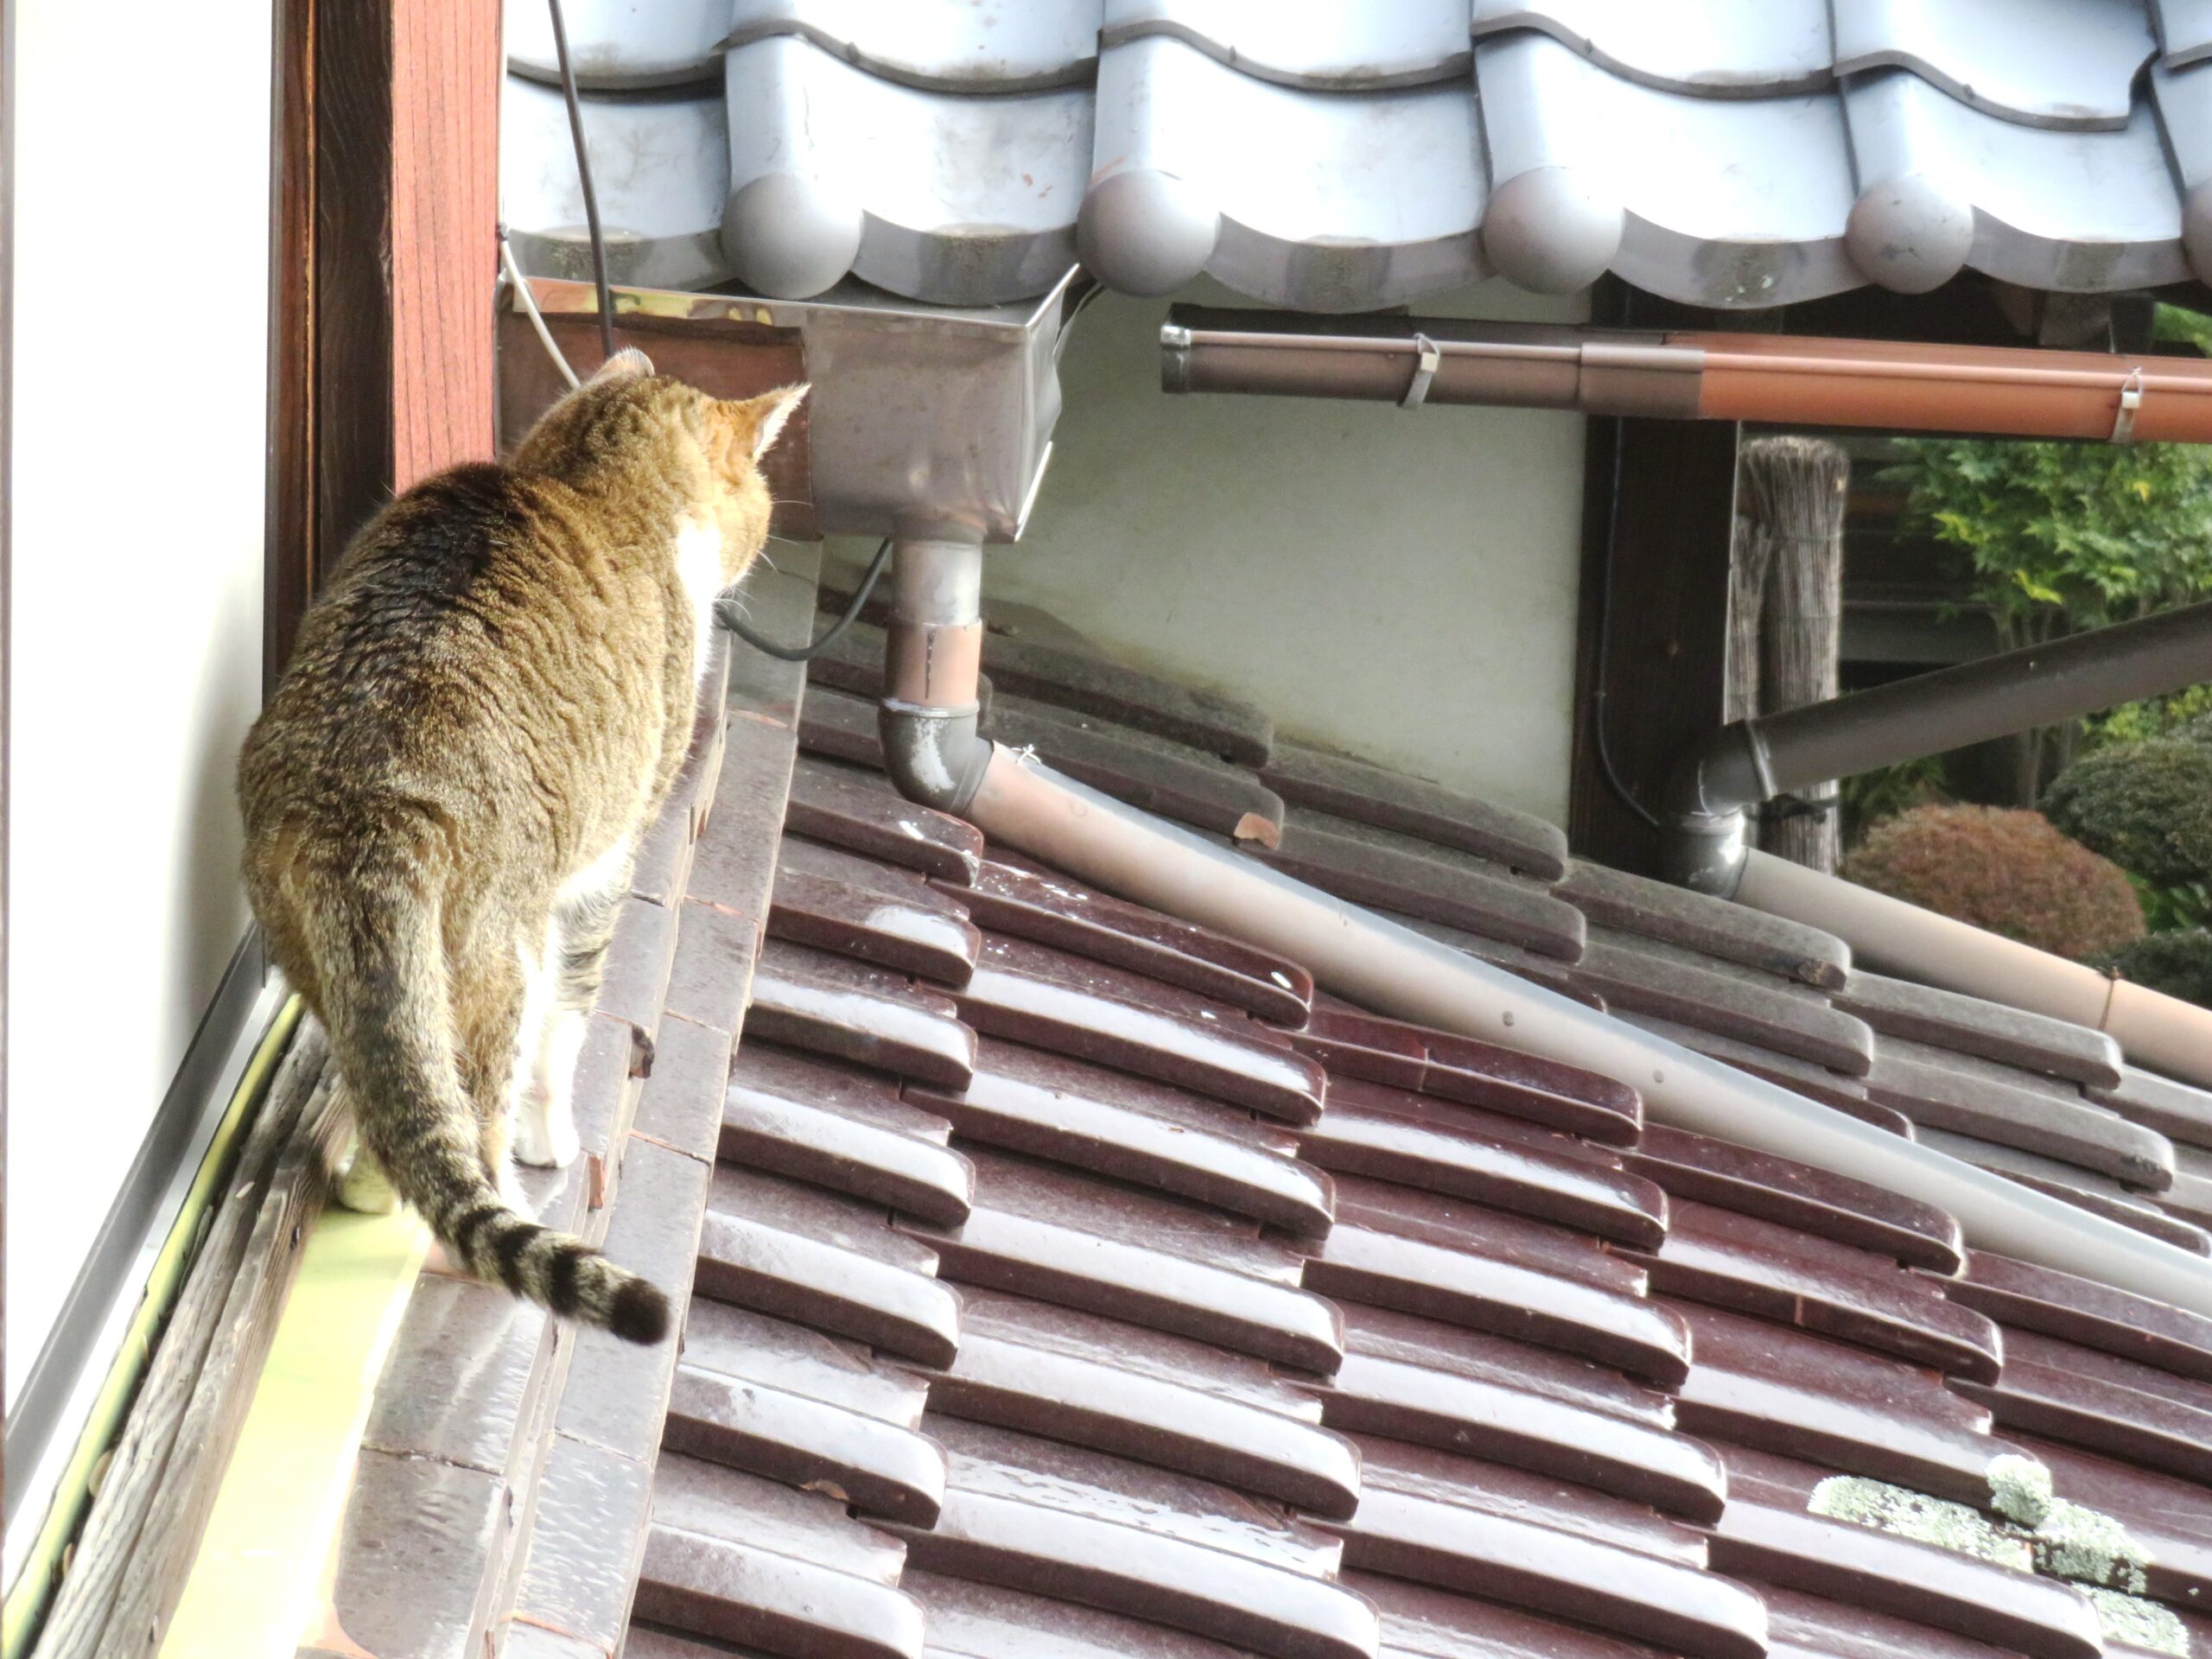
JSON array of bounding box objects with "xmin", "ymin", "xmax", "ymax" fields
[{"xmin": 240, "ymin": 351, "xmax": 804, "ymax": 1342}]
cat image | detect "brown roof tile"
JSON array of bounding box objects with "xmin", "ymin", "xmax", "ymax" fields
[
  {"xmin": 1258, "ymin": 741, "xmax": 1569, "ymax": 880},
  {"xmin": 1559, "ymin": 861, "xmax": 1850, "ymax": 989}
]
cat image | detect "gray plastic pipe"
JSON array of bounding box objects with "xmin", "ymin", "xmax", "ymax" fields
[
  {"xmin": 964, "ymin": 751, "xmax": 2212, "ymax": 1315},
  {"xmin": 1739, "ymin": 849, "xmax": 2212, "ymax": 1090},
  {"xmin": 867, "ymin": 541, "xmax": 2212, "ymax": 1314}
]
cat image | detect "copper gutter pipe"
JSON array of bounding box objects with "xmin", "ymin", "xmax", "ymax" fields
[
  {"xmin": 871, "ymin": 540, "xmax": 2212, "ymax": 1318},
  {"xmin": 1161, "ymin": 308, "xmax": 2212, "ymax": 441}
]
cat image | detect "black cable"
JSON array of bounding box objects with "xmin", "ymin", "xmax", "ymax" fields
[
  {"xmin": 547, "ymin": 0, "xmax": 618, "ymax": 361},
  {"xmin": 1590, "ymin": 416, "xmax": 1662, "ymax": 830},
  {"xmin": 720, "ymin": 537, "xmax": 896, "ymax": 662}
]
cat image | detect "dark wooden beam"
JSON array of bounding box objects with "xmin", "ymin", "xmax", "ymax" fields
[
  {"xmin": 265, "ymin": 0, "xmax": 316, "ymax": 690},
  {"xmin": 315, "ymin": 0, "xmax": 499, "ymax": 568}
]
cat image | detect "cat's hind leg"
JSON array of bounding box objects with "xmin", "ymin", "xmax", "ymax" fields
[
  {"xmin": 507, "ymin": 912, "xmax": 575, "ymax": 1171},
  {"xmin": 516, "ymin": 844, "xmax": 632, "ymax": 1168}
]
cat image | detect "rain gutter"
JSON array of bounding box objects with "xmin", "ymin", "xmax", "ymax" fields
[
  {"xmin": 1160, "ymin": 308, "xmax": 2212, "ymax": 442},
  {"xmin": 870, "ymin": 539, "xmax": 2212, "ymax": 1319}
]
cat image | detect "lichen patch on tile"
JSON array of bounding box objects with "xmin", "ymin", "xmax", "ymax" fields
[
  {"xmin": 1989, "ymin": 1453, "xmax": 2156, "ymax": 1595},
  {"xmin": 1808, "ymin": 1474, "xmax": 2032, "ymax": 1569}
]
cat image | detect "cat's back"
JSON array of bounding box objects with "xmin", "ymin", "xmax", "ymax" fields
[{"xmin": 241, "ymin": 460, "xmax": 663, "ymax": 821}]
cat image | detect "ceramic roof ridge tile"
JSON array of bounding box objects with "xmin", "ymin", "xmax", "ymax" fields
[
  {"xmin": 1941, "ymin": 1249, "xmax": 2212, "ymax": 1385},
  {"xmin": 1570, "ymin": 928, "xmax": 1876, "ymax": 1077},
  {"xmin": 2155, "ymin": 1141, "xmax": 2212, "ymax": 1226},
  {"xmin": 721, "ymin": 1046, "xmax": 976, "ymax": 1226},
  {"xmin": 1560, "ymin": 861, "xmax": 1850, "ymax": 989},
  {"xmin": 1624, "ymin": 1121, "xmax": 1964, "ymax": 1272},
  {"xmin": 1666, "ymin": 1300, "xmax": 2015, "ymax": 1503},
  {"xmin": 1613, "ymin": 1012, "xmax": 1910, "ymax": 1137},
  {"xmin": 1306, "ymin": 1188, "xmax": 1692, "ymax": 1386},
  {"xmin": 1961, "ymin": 1367, "xmax": 2212, "ymax": 1540},
  {"xmin": 664, "ymin": 1361, "xmax": 949, "ymax": 1523},
  {"xmin": 1251, "ymin": 809, "xmax": 1586, "ymax": 963},
  {"xmin": 1257, "ymin": 741, "xmax": 1570, "ymax": 881},
  {"xmin": 725, "ymin": 0, "xmax": 1104, "ymax": 94},
  {"xmin": 746, "ymin": 937, "xmax": 979, "ymax": 1089},
  {"xmin": 638, "ymin": 1456, "xmax": 926, "ymax": 1659},
  {"xmin": 1325, "ymin": 1438, "xmax": 1766, "ymax": 1659},
  {"xmin": 901, "ymin": 1147, "xmax": 1344, "ymax": 1371},
  {"xmin": 1471, "ymin": 0, "xmax": 1834, "ymax": 99},
  {"xmin": 1834, "ymin": 969, "xmax": 2125, "ymax": 1090},
  {"xmin": 1622, "ymin": 1197, "xmax": 2003, "ymax": 1381},
  {"xmin": 2000, "ymin": 1322, "xmax": 2212, "ymax": 1416},
  {"xmin": 899, "ymin": 1567, "xmax": 1258, "ymax": 1659},
  {"xmin": 785, "ymin": 753, "xmax": 983, "ymax": 884},
  {"xmin": 1296, "ymin": 1083, "xmax": 1668, "ymax": 1249},
  {"xmin": 909, "ymin": 1036, "xmax": 1335, "ymax": 1233},
  {"xmin": 1701, "ymin": 1497, "xmax": 2102, "ymax": 1659},
  {"xmin": 946, "ymin": 853, "xmax": 1313, "ymax": 1024},
  {"xmin": 767, "ymin": 857, "xmax": 983, "ymax": 988},
  {"xmin": 696, "ymin": 1164, "xmax": 963, "ymax": 1367},
  {"xmin": 982, "ymin": 691, "xmax": 1288, "ymax": 845},
  {"xmin": 2090, "ymin": 1064, "xmax": 2212, "ymax": 1153},
  {"xmin": 893, "ymin": 1414, "xmax": 1381, "ymax": 1659},
  {"xmin": 953, "ymin": 934, "xmax": 1327, "ymax": 1123},
  {"xmin": 1313, "ymin": 1343, "xmax": 1728, "ymax": 1522},
  {"xmin": 1912, "ymin": 1125, "xmax": 2212, "ymax": 1255},
  {"xmin": 912, "ymin": 1286, "xmax": 1362, "ymax": 1517},
  {"xmin": 1866, "ymin": 1039, "xmax": 2177, "ymax": 1190}
]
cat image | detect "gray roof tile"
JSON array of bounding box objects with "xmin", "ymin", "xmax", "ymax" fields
[
  {"xmin": 1109, "ymin": 0, "xmax": 1471, "ymax": 90},
  {"xmin": 728, "ymin": 0, "xmax": 1102, "ymax": 91},
  {"xmin": 1471, "ymin": 0, "xmax": 1833, "ymax": 97},
  {"xmin": 2156, "ymin": 0, "xmax": 2212, "ymax": 65},
  {"xmin": 1833, "ymin": 969, "xmax": 2125, "ymax": 1090},
  {"xmin": 1559, "ymin": 860, "xmax": 1850, "ymax": 989},
  {"xmin": 507, "ymin": 0, "xmax": 730, "ymax": 89},
  {"xmin": 1831, "ymin": 0, "xmax": 2156, "ymax": 130}
]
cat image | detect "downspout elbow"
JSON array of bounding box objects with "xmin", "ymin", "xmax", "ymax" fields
[
  {"xmin": 879, "ymin": 701, "xmax": 992, "ymax": 814},
  {"xmin": 1658, "ymin": 720, "xmax": 1771, "ymax": 898}
]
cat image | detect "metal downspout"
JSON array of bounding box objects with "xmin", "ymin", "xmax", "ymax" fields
[
  {"xmin": 1661, "ymin": 595, "xmax": 2212, "ymax": 897},
  {"xmin": 868, "ymin": 566, "xmax": 2212, "ymax": 1316}
]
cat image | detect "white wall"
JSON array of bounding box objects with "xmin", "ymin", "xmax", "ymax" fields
[
  {"xmin": 7, "ymin": 0, "xmax": 274, "ymax": 1403},
  {"xmin": 836, "ymin": 277, "xmax": 1589, "ymax": 823}
]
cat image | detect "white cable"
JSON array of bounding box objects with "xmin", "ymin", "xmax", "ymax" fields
[{"xmin": 499, "ymin": 231, "xmax": 581, "ymax": 391}]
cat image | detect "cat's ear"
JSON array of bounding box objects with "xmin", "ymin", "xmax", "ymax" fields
[
  {"xmin": 589, "ymin": 346, "xmax": 654, "ymax": 385},
  {"xmin": 719, "ymin": 384, "xmax": 809, "ymax": 461}
]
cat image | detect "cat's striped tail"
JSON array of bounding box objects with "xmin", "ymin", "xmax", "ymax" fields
[{"xmin": 301, "ymin": 866, "xmax": 671, "ymax": 1344}]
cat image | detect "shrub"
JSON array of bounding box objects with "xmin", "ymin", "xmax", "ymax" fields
[
  {"xmin": 1842, "ymin": 804, "xmax": 2145, "ymax": 960},
  {"xmin": 2042, "ymin": 741, "xmax": 2212, "ymax": 888},
  {"xmin": 2098, "ymin": 929, "xmax": 2212, "ymax": 1010}
]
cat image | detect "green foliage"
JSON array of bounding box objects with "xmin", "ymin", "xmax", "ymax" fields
[
  {"xmin": 2154, "ymin": 303, "xmax": 2212, "ymax": 357},
  {"xmin": 1840, "ymin": 754, "xmax": 1948, "ymax": 848},
  {"xmin": 2087, "ymin": 683, "xmax": 2212, "ymax": 749},
  {"xmin": 2042, "ymin": 741, "xmax": 2212, "ymax": 889},
  {"xmin": 1842, "ymin": 804, "xmax": 2145, "ymax": 961},
  {"xmin": 2096, "ymin": 929, "xmax": 2212, "ymax": 1010},
  {"xmin": 1884, "ymin": 438, "xmax": 2212, "ymax": 645}
]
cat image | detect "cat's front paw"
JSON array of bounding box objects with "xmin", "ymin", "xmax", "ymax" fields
[{"xmin": 512, "ymin": 1091, "xmax": 582, "ymax": 1169}]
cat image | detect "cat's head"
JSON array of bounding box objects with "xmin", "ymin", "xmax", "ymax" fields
[{"xmin": 517, "ymin": 350, "xmax": 808, "ymax": 587}]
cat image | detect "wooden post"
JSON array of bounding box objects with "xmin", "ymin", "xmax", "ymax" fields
[
  {"xmin": 1744, "ymin": 435, "xmax": 1848, "ymax": 873},
  {"xmin": 1725, "ymin": 512, "xmax": 1775, "ymax": 725},
  {"xmin": 316, "ymin": 0, "xmax": 501, "ymax": 563}
]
